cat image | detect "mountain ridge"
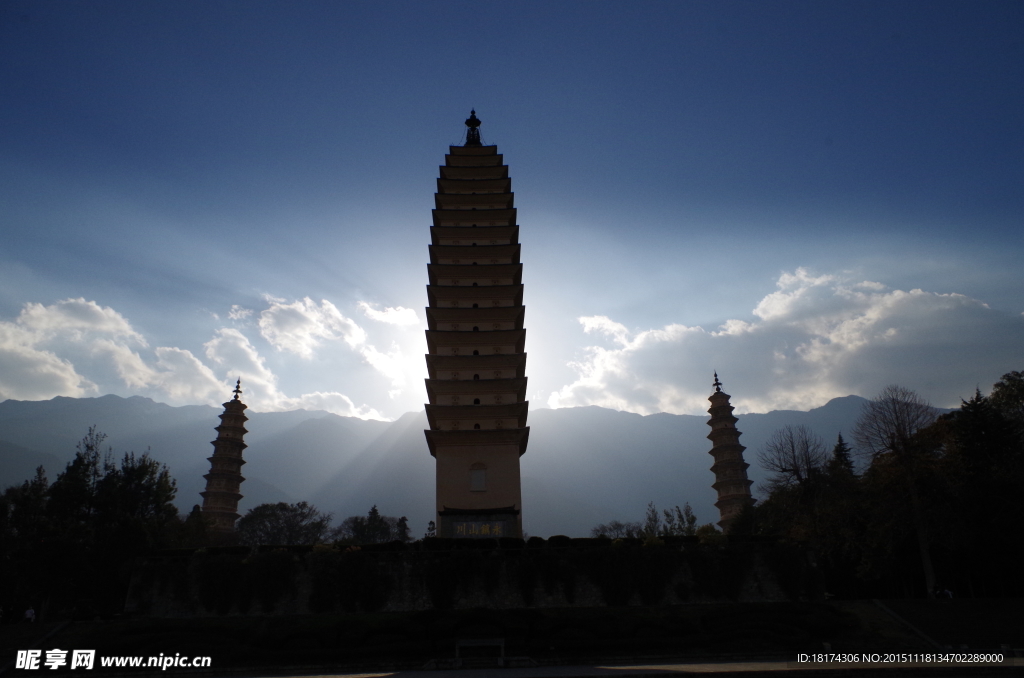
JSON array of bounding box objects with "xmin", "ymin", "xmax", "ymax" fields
[{"xmin": 1, "ymin": 394, "xmax": 874, "ymax": 537}]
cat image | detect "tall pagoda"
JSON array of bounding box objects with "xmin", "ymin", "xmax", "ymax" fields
[
  {"xmin": 706, "ymin": 372, "xmax": 755, "ymax": 532},
  {"xmin": 200, "ymin": 379, "xmax": 248, "ymax": 541},
  {"xmin": 423, "ymin": 111, "xmax": 529, "ymax": 539}
]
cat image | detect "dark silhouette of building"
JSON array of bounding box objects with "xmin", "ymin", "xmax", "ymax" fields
[
  {"xmin": 200, "ymin": 379, "xmax": 248, "ymax": 541},
  {"xmin": 706, "ymin": 372, "xmax": 755, "ymax": 531},
  {"xmin": 423, "ymin": 111, "xmax": 529, "ymax": 538}
]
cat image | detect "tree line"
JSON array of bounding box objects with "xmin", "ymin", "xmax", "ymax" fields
[
  {"xmin": 590, "ymin": 372, "xmax": 1023, "ymax": 599},
  {"xmin": 0, "ymin": 428, "xmax": 182, "ymax": 621},
  {"xmin": 744, "ymin": 373, "xmax": 1022, "ymax": 598},
  {"xmin": 0, "ymin": 428, "xmax": 411, "ymax": 621},
  {"xmin": 4, "ymin": 371, "xmax": 1020, "ymax": 618},
  {"xmin": 591, "ymin": 502, "xmax": 724, "ymax": 542},
  {"xmin": 234, "ymin": 502, "xmax": 411, "ymax": 546}
]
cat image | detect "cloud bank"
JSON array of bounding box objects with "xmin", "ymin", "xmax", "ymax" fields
[
  {"xmin": 0, "ymin": 296, "xmax": 417, "ymax": 420},
  {"xmin": 4, "ymin": 271, "xmax": 1020, "ymax": 419},
  {"xmin": 548, "ymin": 269, "xmax": 1024, "ymax": 414}
]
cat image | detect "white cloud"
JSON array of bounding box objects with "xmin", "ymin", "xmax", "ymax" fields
[
  {"xmin": 254, "ymin": 296, "xmax": 422, "ymax": 399},
  {"xmin": 204, "ymin": 327, "xmax": 387, "ymax": 419},
  {"xmin": 91, "ymin": 338, "xmax": 156, "ymax": 388},
  {"xmin": 549, "ymin": 269, "xmax": 1024, "ymax": 414},
  {"xmin": 18, "ymin": 298, "xmax": 146, "ymax": 344},
  {"xmin": 0, "ymin": 298, "xmax": 387, "ymax": 419},
  {"xmin": 258, "ymin": 297, "xmax": 366, "ymax": 357},
  {"xmin": 0, "ymin": 298, "xmax": 149, "ymax": 401},
  {"xmin": 358, "ymin": 343, "xmax": 417, "ymax": 399},
  {"xmin": 151, "ymin": 347, "xmax": 226, "ymax": 402},
  {"xmin": 0, "ymin": 298, "xmax": 234, "ymax": 405},
  {"xmin": 580, "ymin": 315, "xmax": 632, "ymax": 346},
  {"xmin": 357, "ymin": 301, "xmax": 420, "ymax": 326},
  {"xmin": 228, "ymin": 305, "xmax": 253, "ymax": 320},
  {"xmin": 204, "ymin": 327, "xmax": 279, "ymax": 399},
  {"xmin": 0, "ymin": 321, "xmax": 96, "ymax": 400}
]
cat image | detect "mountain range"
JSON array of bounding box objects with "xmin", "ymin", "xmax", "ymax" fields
[{"xmin": 0, "ymin": 394, "xmax": 872, "ymax": 537}]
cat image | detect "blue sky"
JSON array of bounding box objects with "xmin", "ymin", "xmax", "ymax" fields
[{"xmin": 1, "ymin": 1, "xmax": 1022, "ymax": 420}]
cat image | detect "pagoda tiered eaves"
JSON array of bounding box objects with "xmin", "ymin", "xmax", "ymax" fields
[
  {"xmin": 428, "ymin": 243, "xmax": 521, "ymax": 265},
  {"xmin": 424, "ymin": 120, "xmax": 529, "ymax": 539},
  {"xmin": 434, "ymin": 193, "xmax": 515, "ymax": 210},
  {"xmin": 426, "ymin": 305, "xmax": 525, "ymax": 330},
  {"xmin": 425, "ymin": 353, "xmax": 527, "ymax": 379},
  {"xmin": 706, "ymin": 375, "xmax": 756, "ymax": 533},
  {"xmin": 430, "ymin": 225, "xmax": 519, "ymax": 246},
  {"xmin": 200, "ymin": 381, "xmax": 249, "ymax": 542},
  {"xmin": 426, "ymin": 284, "xmax": 524, "ymax": 308},
  {"xmin": 427, "ymin": 263, "xmax": 523, "ymax": 286},
  {"xmin": 425, "ymin": 377, "xmax": 528, "ymax": 402},
  {"xmin": 439, "ymin": 165, "xmax": 509, "ymax": 180},
  {"xmin": 437, "ymin": 178, "xmax": 511, "ymax": 193},
  {"xmin": 431, "ymin": 208, "xmax": 517, "ymax": 227}
]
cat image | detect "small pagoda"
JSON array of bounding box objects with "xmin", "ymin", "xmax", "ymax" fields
[
  {"xmin": 200, "ymin": 379, "xmax": 248, "ymax": 541},
  {"xmin": 706, "ymin": 372, "xmax": 755, "ymax": 532},
  {"xmin": 423, "ymin": 111, "xmax": 530, "ymax": 539}
]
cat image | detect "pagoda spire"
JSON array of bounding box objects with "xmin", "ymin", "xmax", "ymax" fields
[
  {"xmin": 464, "ymin": 109, "xmax": 482, "ymax": 147},
  {"xmin": 200, "ymin": 379, "xmax": 248, "ymax": 543},
  {"xmin": 706, "ymin": 372, "xmax": 755, "ymax": 532}
]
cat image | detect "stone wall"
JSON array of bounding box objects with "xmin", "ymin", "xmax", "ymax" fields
[{"xmin": 125, "ymin": 536, "xmax": 822, "ymax": 617}]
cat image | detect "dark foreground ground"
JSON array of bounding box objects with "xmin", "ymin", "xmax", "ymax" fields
[{"xmin": 1, "ymin": 600, "xmax": 1020, "ymax": 677}]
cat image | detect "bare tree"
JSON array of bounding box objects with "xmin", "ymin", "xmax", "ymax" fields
[
  {"xmin": 852, "ymin": 384, "xmax": 937, "ymax": 460},
  {"xmin": 852, "ymin": 384, "xmax": 939, "ymax": 596},
  {"xmin": 757, "ymin": 424, "xmax": 827, "ymax": 488}
]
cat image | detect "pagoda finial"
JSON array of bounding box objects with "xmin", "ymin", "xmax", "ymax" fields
[
  {"xmin": 464, "ymin": 109, "xmax": 482, "ymax": 147},
  {"xmin": 713, "ymin": 371, "xmax": 722, "ymax": 393},
  {"xmin": 233, "ymin": 378, "xmax": 242, "ymax": 400}
]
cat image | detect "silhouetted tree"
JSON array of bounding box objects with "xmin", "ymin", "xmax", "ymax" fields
[
  {"xmin": 333, "ymin": 505, "xmax": 411, "ymax": 543},
  {"xmin": 642, "ymin": 501, "xmax": 661, "ymax": 537},
  {"xmin": 695, "ymin": 522, "xmax": 724, "ymax": 545},
  {"xmin": 812, "ymin": 433, "xmax": 866, "ymax": 596},
  {"xmin": 236, "ymin": 502, "xmax": 332, "ymax": 546},
  {"xmin": 853, "ymin": 385, "xmax": 939, "ymax": 596},
  {"xmin": 590, "ymin": 519, "xmax": 642, "ymax": 538},
  {"xmin": 593, "ymin": 501, "xmax": 701, "ymax": 538},
  {"xmin": 827, "ymin": 433, "xmax": 855, "ymax": 477},
  {"xmin": 989, "ymin": 370, "xmax": 1024, "ymax": 425},
  {"xmin": 925, "ymin": 389, "xmax": 1024, "ymax": 596},
  {"xmin": 757, "ymin": 425, "xmax": 827, "ymax": 490},
  {"xmin": 1, "ymin": 429, "xmax": 181, "ymax": 619},
  {"xmin": 178, "ymin": 504, "xmax": 209, "ymax": 548},
  {"xmin": 852, "ymin": 385, "xmax": 937, "ymax": 460},
  {"xmin": 750, "ymin": 380, "xmax": 1022, "ymax": 598},
  {"xmin": 660, "ymin": 503, "xmax": 698, "ymax": 536}
]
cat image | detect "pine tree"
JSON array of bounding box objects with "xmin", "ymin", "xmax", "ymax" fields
[{"xmin": 827, "ymin": 433, "xmax": 855, "ymax": 477}]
